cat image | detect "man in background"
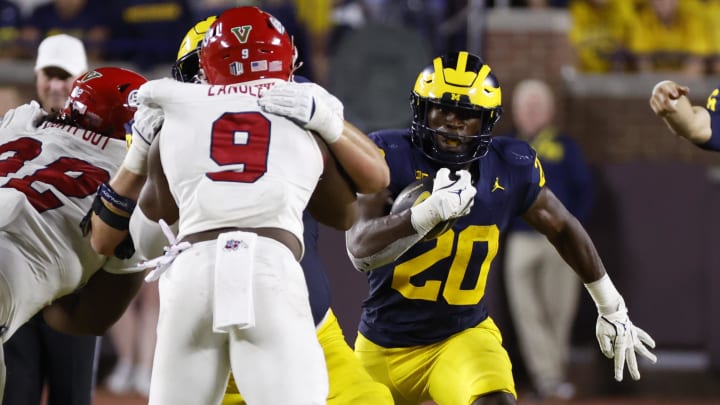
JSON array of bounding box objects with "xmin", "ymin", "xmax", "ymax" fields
[{"xmin": 503, "ymin": 78, "xmax": 594, "ymax": 400}]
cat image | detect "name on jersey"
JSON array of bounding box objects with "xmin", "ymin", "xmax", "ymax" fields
[
  {"xmin": 207, "ymin": 82, "xmax": 274, "ymax": 98},
  {"xmin": 42, "ymin": 122, "xmax": 112, "ymax": 150}
]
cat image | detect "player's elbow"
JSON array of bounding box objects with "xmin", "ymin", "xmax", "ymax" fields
[
  {"xmin": 354, "ymin": 165, "xmax": 390, "ymax": 195},
  {"xmin": 89, "ymin": 230, "xmax": 127, "ymax": 258},
  {"xmin": 90, "ymin": 237, "xmax": 115, "ymax": 258}
]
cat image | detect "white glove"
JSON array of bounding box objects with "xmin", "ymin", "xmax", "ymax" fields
[
  {"xmin": 258, "ymin": 82, "xmax": 344, "ymax": 144},
  {"xmin": 585, "ymin": 275, "xmax": 657, "ymax": 382},
  {"xmin": 410, "ymin": 168, "xmax": 476, "ymax": 235},
  {"xmin": 0, "ymin": 100, "xmax": 47, "ymax": 131},
  {"xmin": 123, "ymin": 104, "xmax": 164, "ymax": 175}
]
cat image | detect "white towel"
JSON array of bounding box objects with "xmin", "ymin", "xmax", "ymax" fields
[{"xmin": 213, "ymin": 231, "xmax": 257, "ymax": 333}]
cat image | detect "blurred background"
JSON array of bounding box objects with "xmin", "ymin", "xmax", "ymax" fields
[{"xmin": 3, "ymin": 0, "xmax": 720, "ymax": 403}]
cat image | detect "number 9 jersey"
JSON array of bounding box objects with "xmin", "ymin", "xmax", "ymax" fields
[
  {"xmin": 359, "ymin": 129, "xmax": 545, "ymax": 348},
  {"xmin": 137, "ymin": 78, "xmax": 323, "ymax": 249}
]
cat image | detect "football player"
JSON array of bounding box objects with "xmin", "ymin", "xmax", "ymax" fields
[
  {"xmin": 87, "ymin": 12, "xmax": 392, "ymax": 405},
  {"xmin": 345, "ymin": 51, "xmax": 657, "ymax": 405},
  {"xmin": 0, "ymin": 67, "xmax": 148, "ymax": 401},
  {"xmin": 170, "ymin": 14, "xmax": 393, "ymax": 405},
  {"xmin": 649, "ymin": 79, "xmax": 720, "ymax": 151},
  {"xmin": 84, "ymin": 7, "xmax": 389, "ymax": 404}
]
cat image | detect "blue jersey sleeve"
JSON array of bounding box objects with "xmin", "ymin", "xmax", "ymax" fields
[{"xmin": 703, "ymin": 86, "xmax": 720, "ymax": 151}]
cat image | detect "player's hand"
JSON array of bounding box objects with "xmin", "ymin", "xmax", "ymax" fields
[
  {"xmin": 595, "ymin": 299, "xmax": 657, "ymax": 382},
  {"xmin": 649, "ymin": 80, "xmax": 689, "ymax": 117},
  {"xmin": 258, "ymin": 81, "xmax": 344, "ymax": 144},
  {"xmin": 123, "ymin": 104, "xmax": 164, "ymax": 175},
  {"xmin": 410, "ymin": 168, "xmax": 476, "ymax": 235},
  {"xmin": 0, "ymin": 100, "xmax": 47, "ymax": 131}
]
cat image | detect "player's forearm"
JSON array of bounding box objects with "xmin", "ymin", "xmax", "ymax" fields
[
  {"xmin": 88, "ymin": 167, "xmax": 147, "ymax": 255},
  {"xmin": 548, "ymin": 218, "xmax": 606, "ymax": 284},
  {"xmin": 329, "ymin": 122, "xmax": 390, "ymax": 194},
  {"xmin": 347, "ymin": 210, "xmax": 418, "ymax": 259},
  {"xmin": 109, "ymin": 166, "xmax": 148, "ymax": 200},
  {"xmin": 662, "ymin": 102, "xmax": 712, "ymax": 145}
]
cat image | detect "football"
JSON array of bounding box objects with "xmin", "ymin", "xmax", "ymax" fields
[{"xmin": 390, "ymin": 177, "xmax": 457, "ymax": 241}]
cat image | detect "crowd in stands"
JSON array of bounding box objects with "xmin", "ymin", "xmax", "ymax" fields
[
  {"xmin": 569, "ymin": 0, "xmax": 720, "ymax": 77},
  {"xmin": 1, "ymin": 0, "xmax": 717, "ymax": 82}
]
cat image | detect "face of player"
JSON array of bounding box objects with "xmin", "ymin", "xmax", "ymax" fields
[
  {"xmin": 427, "ymin": 104, "xmax": 484, "ymax": 155},
  {"xmin": 36, "ymin": 67, "xmax": 75, "ymax": 112}
]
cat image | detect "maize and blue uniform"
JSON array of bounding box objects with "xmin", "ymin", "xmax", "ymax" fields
[
  {"xmin": 703, "ymin": 84, "xmax": 720, "ymax": 151},
  {"xmin": 354, "ymin": 129, "xmax": 546, "ymax": 405}
]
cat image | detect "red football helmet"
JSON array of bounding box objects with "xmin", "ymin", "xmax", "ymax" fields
[
  {"xmin": 199, "ymin": 6, "xmax": 298, "ymax": 85},
  {"xmin": 62, "ymin": 67, "xmax": 147, "ymax": 139}
]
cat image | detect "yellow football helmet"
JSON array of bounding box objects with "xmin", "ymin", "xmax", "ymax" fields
[
  {"xmin": 410, "ymin": 51, "xmax": 503, "ymax": 165},
  {"xmin": 171, "ymin": 15, "xmax": 216, "ymax": 82}
]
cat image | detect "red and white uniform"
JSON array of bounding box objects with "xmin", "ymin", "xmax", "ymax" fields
[
  {"xmin": 138, "ymin": 78, "xmax": 327, "ymax": 405},
  {"xmin": 0, "ymin": 122, "xmax": 141, "ymax": 341}
]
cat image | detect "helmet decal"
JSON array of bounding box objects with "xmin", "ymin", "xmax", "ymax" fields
[
  {"xmin": 127, "ymin": 89, "xmax": 140, "ymax": 108},
  {"xmin": 229, "ymin": 61, "xmax": 243, "ymax": 76},
  {"xmin": 78, "ymin": 70, "xmax": 102, "ymax": 83},
  {"xmin": 268, "ymin": 15, "xmax": 285, "ymax": 34},
  {"xmin": 230, "ymin": 25, "xmax": 252, "ymax": 43}
]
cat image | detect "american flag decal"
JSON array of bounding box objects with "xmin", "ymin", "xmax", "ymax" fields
[{"xmin": 250, "ymin": 60, "xmax": 267, "ymax": 72}]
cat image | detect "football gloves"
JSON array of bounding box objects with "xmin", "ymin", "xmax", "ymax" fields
[
  {"xmin": 258, "ymin": 81, "xmax": 344, "ymax": 144},
  {"xmin": 123, "ymin": 103, "xmax": 164, "ymax": 175},
  {"xmin": 585, "ymin": 274, "xmax": 657, "ymax": 382},
  {"xmin": 0, "ymin": 100, "xmax": 47, "ymax": 132},
  {"xmin": 410, "ymin": 168, "xmax": 475, "ymax": 236}
]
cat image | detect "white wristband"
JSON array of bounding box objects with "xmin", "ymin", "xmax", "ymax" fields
[
  {"xmin": 410, "ymin": 203, "xmax": 439, "ymax": 236},
  {"xmin": 122, "ymin": 138, "xmax": 150, "ymax": 175},
  {"xmin": 584, "ymin": 273, "xmax": 624, "ymax": 315}
]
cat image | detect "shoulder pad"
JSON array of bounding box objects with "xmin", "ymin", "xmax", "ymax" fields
[
  {"xmin": 137, "ymin": 78, "xmax": 182, "ymax": 105},
  {"xmin": 490, "ymin": 136, "xmax": 536, "ymax": 166},
  {"xmin": 369, "ymin": 129, "xmax": 412, "ymax": 149}
]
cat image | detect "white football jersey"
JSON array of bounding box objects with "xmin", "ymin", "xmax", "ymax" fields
[
  {"xmin": 139, "ymin": 78, "xmax": 323, "ymax": 247},
  {"xmin": 0, "ymin": 124, "xmax": 135, "ymax": 296}
]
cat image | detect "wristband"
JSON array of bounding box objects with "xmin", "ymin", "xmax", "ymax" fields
[
  {"xmin": 410, "ymin": 201, "xmax": 439, "ymax": 236},
  {"xmin": 584, "ymin": 273, "xmax": 624, "ymax": 315},
  {"xmin": 122, "ymin": 137, "xmax": 150, "ymax": 175},
  {"xmin": 93, "ymin": 183, "xmax": 137, "ymax": 230}
]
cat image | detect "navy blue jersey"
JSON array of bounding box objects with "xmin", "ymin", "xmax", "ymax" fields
[
  {"xmin": 301, "ymin": 211, "xmax": 331, "ymax": 325},
  {"xmin": 359, "ymin": 129, "xmax": 545, "ymax": 347},
  {"xmin": 703, "ymin": 85, "xmax": 720, "ymax": 151},
  {"xmin": 505, "ymin": 128, "xmax": 594, "ymax": 231}
]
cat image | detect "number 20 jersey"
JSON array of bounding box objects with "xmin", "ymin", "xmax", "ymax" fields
[
  {"xmin": 361, "ymin": 130, "xmax": 545, "ymax": 348},
  {"xmin": 138, "ymin": 78, "xmax": 323, "ymax": 246}
]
